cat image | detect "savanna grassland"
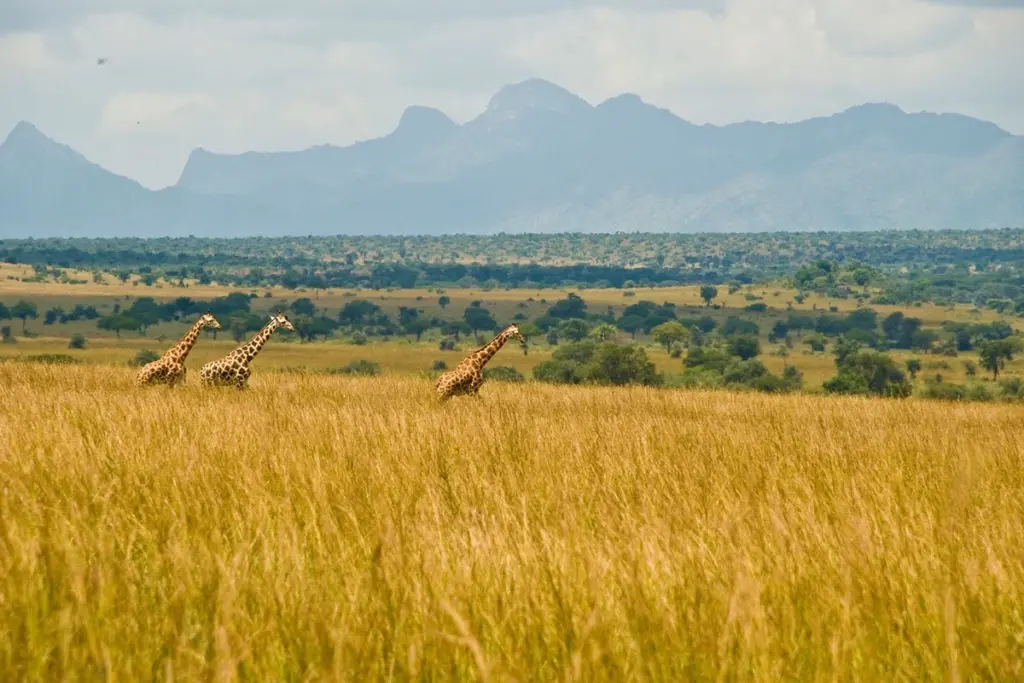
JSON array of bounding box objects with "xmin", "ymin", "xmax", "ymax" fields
[
  {"xmin": 2, "ymin": 261, "xmax": 1020, "ymax": 389},
  {"xmin": 2, "ymin": 362, "xmax": 1023, "ymax": 681}
]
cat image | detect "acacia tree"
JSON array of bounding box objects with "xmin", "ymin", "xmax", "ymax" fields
[
  {"xmin": 97, "ymin": 314, "xmax": 138, "ymax": 340},
  {"xmin": 589, "ymin": 323, "xmax": 618, "ymax": 342},
  {"xmin": 979, "ymin": 340, "xmax": 1018, "ymax": 380},
  {"xmin": 558, "ymin": 319, "xmax": 590, "ymax": 343},
  {"xmin": 463, "ymin": 306, "xmax": 497, "ymax": 343},
  {"xmin": 699, "ymin": 285, "xmax": 718, "ymax": 307},
  {"xmin": 651, "ymin": 321, "xmax": 690, "ymax": 353},
  {"xmin": 729, "ymin": 334, "xmax": 761, "ymax": 361},
  {"xmin": 616, "ymin": 315, "xmax": 645, "ymax": 340},
  {"xmin": 10, "ymin": 300, "xmax": 38, "ymax": 334}
]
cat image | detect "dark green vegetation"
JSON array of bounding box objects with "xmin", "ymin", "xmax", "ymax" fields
[
  {"xmin": 5, "ymin": 227, "xmax": 1024, "ymax": 402},
  {"xmin": 3, "ymin": 79, "xmax": 1021, "ymax": 238},
  {"xmin": 5, "ymin": 227, "xmax": 1024, "ymax": 306},
  {"xmin": 3, "ymin": 289, "xmax": 1022, "ymax": 404}
]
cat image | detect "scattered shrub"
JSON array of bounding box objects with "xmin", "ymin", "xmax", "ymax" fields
[
  {"xmin": 919, "ymin": 379, "xmax": 965, "ymax": 401},
  {"xmin": 666, "ymin": 368, "xmax": 724, "ymax": 389},
  {"xmin": 964, "ymin": 383, "xmax": 994, "ymax": 402},
  {"xmin": 997, "ymin": 377, "xmax": 1024, "ymax": 401},
  {"xmin": 534, "ymin": 341, "xmax": 661, "ymax": 387},
  {"xmin": 128, "ymin": 350, "xmax": 160, "ymax": 367},
  {"xmin": 330, "ymin": 360, "xmax": 381, "ymax": 376},
  {"xmin": 483, "ymin": 366, "xmax": 525, "ymax": 383}
]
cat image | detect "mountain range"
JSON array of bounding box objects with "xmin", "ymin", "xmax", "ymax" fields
[{"xmin": 2, "ymin": 78, "xmax": 1021, "ymax": 238}]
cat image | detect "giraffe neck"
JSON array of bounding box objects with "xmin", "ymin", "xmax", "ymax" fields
[
  {"xmin": 167, "ymin": 317, "xmax": 207, "ymax": 363},
  {"xmin": 470, "ymin": 328, "xmax": 514, "ymax": 369},
  {"xmin": 233, "ymin": 320, "xmax": 280, "ymax": 363}
]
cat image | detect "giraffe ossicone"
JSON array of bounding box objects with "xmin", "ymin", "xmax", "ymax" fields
[
  {"xmin": 198, "ymin": 313, "xmax": 295, "ymax": 389},
  {"xmin": 134, "ymin": 312, "xmax": 222, "ymax": 387},
  {"xmin": 434, "ymin": 323, "xmax": 527, "ymax": 400}
]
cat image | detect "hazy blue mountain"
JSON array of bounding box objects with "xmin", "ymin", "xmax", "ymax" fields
[{"xmin": 2, "ymin": 79, "xmax": 1021, "ymax": 238}]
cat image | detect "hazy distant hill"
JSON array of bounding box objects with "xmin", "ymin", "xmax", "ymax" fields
[{"xmin": 2, "ymin": 79, "xmax": 1021, "ymax": 238}]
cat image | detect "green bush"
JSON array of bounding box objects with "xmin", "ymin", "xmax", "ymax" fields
[
  {"xmin": 823, "ymin": 349, "xmax": 912, "ymax": 398},
  {"xmin": 919, "ymin": 380, "xmax": 965, "ymax": 401},
  {"xmin": 997, "ymin": 377, "xmax": 1024, "ymax": 401},
  {"xmin": 964, "ymin": 383, "xmax": 994, "ymax": 402},
  {"xmin": 721, "ymin": 359, "xmax": 800, "ymax": 394},
  {"xmin": 667, "ymin": 368, "xmax": 725, "ymax": 389},
  {"xmin": 68, "ymin": 333, "xmax": 87, "ymax": 349},
  {"xmin": 683, "ymin": 346, "xmax": 733, "ymax": 373},
  {"xmin": 483, "ymin": 366, "xmax": 525, "ymax": 383},
  {"xmin": 329, "ymin": 359, "xmax": 381, "ymax": 376},
  {"xmin": 128, "ymin": 350, "xmax": 160, "ymax": 367},
  {"xmin": 728, "ymin": 334, "xmax": 761, "ymax": 360},
  {"xmin": 534, "ymin": 341, "xmax": 661, "ymax": 387},
  {"xmin": 589, "ymin": 344, "xmax": 661, "ymax": 386}
]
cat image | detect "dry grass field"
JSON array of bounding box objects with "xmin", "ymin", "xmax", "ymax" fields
[{"xmin": 2, "ymin": 362, "xmax": 1023, "ymax": 681}]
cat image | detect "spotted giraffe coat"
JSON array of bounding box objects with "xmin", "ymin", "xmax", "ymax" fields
[
  {"xmin": 198, "ymin": 314, "xmax": 295, "ymax": 389},
  {"xmin": 435, "ymin": 324, "xmax": 527, "ymax": 400},
  {"xmin": 134, "ymin": 312, "xmax": 221, "ymax": 387}
]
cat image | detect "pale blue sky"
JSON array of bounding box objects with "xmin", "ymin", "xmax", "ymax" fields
[{"xmin": 2, "ymin": 0, "xmax": 1021, "ymax": 188}]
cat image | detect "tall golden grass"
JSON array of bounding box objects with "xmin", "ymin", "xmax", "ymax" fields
[{"xmin": 1, "ymin": 362, "xmax": 1022, "ymax": 681}]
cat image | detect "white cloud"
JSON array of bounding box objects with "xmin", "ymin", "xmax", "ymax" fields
[
  {"xmin": 0, "ymin": 0, "xmax": 1021, "ymax": 189},
  {"xmin": 813, "ymin": 0, "xmax": 973, "ymax": 57},
  {"xmin": 0, "ymin": 33, "xmax": 58, "ymax": 77}
]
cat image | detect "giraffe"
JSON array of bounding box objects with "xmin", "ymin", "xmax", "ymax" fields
[
  {"xmin": 198, "ymin": 313, "xmax": 295, "ymax": 389},
  {"xmin": 435, "ymin": 323, "xmax": 527, "ymax": 400},
  {"xmin": 134, "ymin": 312, "xmax": 222, "ymax": 387}
]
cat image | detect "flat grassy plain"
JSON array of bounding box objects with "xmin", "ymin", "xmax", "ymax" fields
[
  {"xmin": 2, "ymin": 362, "xmax": 1023, "ymax": 680},
  {"xmin": 2, "ymin": 260, "xmax": 1014, "ymax": 327}
]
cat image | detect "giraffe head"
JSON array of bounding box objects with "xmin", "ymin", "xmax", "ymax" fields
[
  {"xmin": 201, "ymin": 312, "xmax": 222, "ymax": 329},
  {"xmin": 505, "ymin": 323, "xmax": 527, "ymax": 345},
  {"xmin": 271, "ymin": 313, "xmax": 296, "ymax": 332}
]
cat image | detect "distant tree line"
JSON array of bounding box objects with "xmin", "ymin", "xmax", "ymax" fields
[{"xmin": 5, "ymin": 228, "xmax": 1024, "ymax": 303}]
